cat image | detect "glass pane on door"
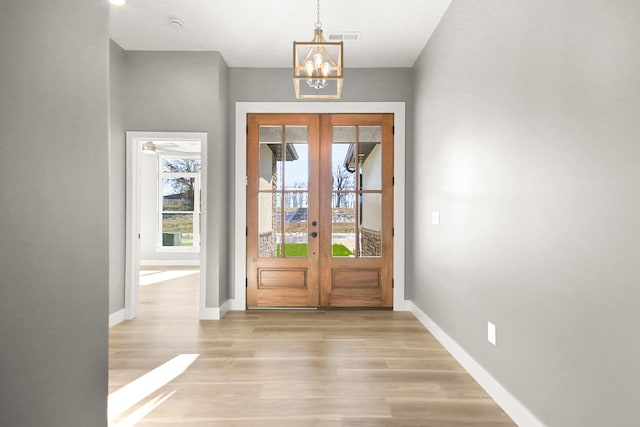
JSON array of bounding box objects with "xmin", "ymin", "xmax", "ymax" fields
[
  {"xmin": 331, "ymin": 143, "xmax": 356, "ymax": 191},
  {"xmin": 258, "ymin": 192, "xmax": 281, "ymax": 257},
  {"xmin": 333, "ymin": 126, "xmax": 356, "ymax": 143},
  {"xmin": 358, "ymin": 126, "xmax": 382, "ymax": 191},
  {"xmin": 259, "ymin": 126, "xmax": 283, "ymax": 190},
  {"xmin": 359, "ymin": 193, "xmax": 382, "ymax": 257},
  {"xmin": 284, "ymin": 126, "xmax": 309, "ymax": 190},
  {"xmin": 332, "ymin": 192, "xmax": 356, "ymax": 257},
  {"xmin": 284, "ymin": 192, "xmax": 308, "ymax": 257}
]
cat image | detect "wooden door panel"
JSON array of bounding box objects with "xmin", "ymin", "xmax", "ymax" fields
[
  {"xmin": 327, "ymin": 268, "xmax": 384, "ymax": 306},
  {"xmin": 246, "ymin": 114, "xmax": 319, "ymax": 307},
  {"xmin": 259, "ymin": 269, "xmax": 307, "ymax": 289},
  {"xmin": 327, "ymin": 289, "xmax": 383, "ymax": 307},
  {"xmin": 318, "ymin": 114, "xmax": 394, "ymax": 308},
  {"xmin": 332, "ymin": 269, "xmax": 380, "ymax": 289},
  {"xmin": 254, "ymin": 289, "xmax": 313, "ymax": 307}
]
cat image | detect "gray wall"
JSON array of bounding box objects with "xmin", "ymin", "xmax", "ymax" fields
[
  {"xmin": 0, "ymin": 1, "xmax": 109, "ymax": 426},
  {"xmin": 410, "ymin": 1, "xmax": 640, "ymax": 426},
  {"xmin": 110, "ymin": 40, "xmax": 127, "ymax": 314},
  {"xmin": 112, "ymin": 50, "xmax": 229, "ymax": 308},
  {"xmin": 230, "ymin": 68, "xmax": 414, "ymax": 104},
  {"xmin": 227, "ymin": 67, "xmax": 414, "ymax": 298}
]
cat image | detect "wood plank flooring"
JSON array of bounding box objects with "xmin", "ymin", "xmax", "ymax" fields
[{"xmin": 109, "ymin": 270, "xmax": 515, "ymax": 426}]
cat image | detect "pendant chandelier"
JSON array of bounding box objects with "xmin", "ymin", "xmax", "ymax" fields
[{"xmin": 293, "ymin": 0, "xmax": 343, "ymax": 99}]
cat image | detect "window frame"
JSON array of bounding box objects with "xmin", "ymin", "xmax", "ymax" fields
[{"xmin": 157, "ymin": 154, "xmax": 202, "ymax": 252}]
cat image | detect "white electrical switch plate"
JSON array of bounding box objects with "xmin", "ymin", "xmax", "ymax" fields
[
  {"xmin": 487, "ymin": 322, "xmax": 497, "ymax": 345},
  {"xmin": 432, "ymin": 211, "xmax": 440, "ymax": 225}
]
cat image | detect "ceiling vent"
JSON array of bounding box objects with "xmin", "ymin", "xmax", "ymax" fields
[{"xmin": 327, "ymin": 32, "xmax": 361, "ymax": 41}]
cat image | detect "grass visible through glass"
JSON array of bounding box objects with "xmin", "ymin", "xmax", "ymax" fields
[{"xmin": 276, "ymin": 243, "xmax": 353, "ymax": 257}]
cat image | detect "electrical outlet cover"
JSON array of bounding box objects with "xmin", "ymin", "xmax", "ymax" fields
[{"xmin": 432, "ymin": 211, "xmax": 440, "ymax": 225}]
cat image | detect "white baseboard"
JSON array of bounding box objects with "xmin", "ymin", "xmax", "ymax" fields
[
  {"xmin": 407, "ymin": 300, "xmax": 546, "ymax": 427},
  {"xmin": 230, "ymin": 298, "xmax": 246, "ymax": 311},
  {"xmin": 200, "ymin": 306, "xmax": 221, "ymax": 320},
  {"xmin": 219, "ymin": 299, "xmax": 231, "ymax": 318},
  {"xmin": 393, "ymin": 299, "xmax": 411, "ymax": 311},
  {"xmin": 109, "ymin": 309, "xmax": 126, "ymax": 328},
  {"xmin": 140, "ymin": 260, "xmax": 200, "ymax": 267},
  {"xmin": 200, "ymin": 300, "xmax": 233, "ymax": 320}
]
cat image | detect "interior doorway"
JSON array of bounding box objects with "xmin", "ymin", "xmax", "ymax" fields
[
  {"xmin": 125, "ymin": 132, "xmax": 208, "ymax": 319},
  {"xmin": 246, "ymin": 114, "xmax": 394, "ymax": 308}
]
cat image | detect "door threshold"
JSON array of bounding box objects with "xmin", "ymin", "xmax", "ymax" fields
[
  {"xmin": 247, "ymin": 306, "xmax": 319, "ymax": 310},
  {"xmin": 246, "ymin": 306, "xmax": 392, "ymax": 310},
  {"xmin": 324, "ymin": 306, "xmax": 393, "ymax": 311}
]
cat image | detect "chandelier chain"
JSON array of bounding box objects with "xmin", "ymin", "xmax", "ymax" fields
[{"xmin": 315, "ymin": 0, "xmax": 322, "ymax": 30}]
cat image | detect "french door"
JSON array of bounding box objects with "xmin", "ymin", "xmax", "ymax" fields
[{"xmin": 246, "ymin": 113, "xmax": 393, "ymax": 307}]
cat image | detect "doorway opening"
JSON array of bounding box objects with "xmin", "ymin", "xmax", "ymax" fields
[
  {"xmin": 125, "ymin": 132, "xmax": 208, "ymax": 320},
  {"xmin": 234, "ymin": 102, "xmax": 407, "ymax": 311},
  {"xmin": 246, "ymin": 114, "xmax": 394, "ymax": 308}
]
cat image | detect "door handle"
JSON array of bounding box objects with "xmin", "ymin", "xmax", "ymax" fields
[{"xmin": 309, "ymin": 232, "xmax": 318, "ymax": 238}]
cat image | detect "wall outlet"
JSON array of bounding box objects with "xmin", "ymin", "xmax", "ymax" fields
[
  {"xmin": 432, "ymin": 211, "xmax": 440, "ymax": 225},
  {"xmin": 487, "ymin": 322, "xmax": 497, "ymax": 345}
]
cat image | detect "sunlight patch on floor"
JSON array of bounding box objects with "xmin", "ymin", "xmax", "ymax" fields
[
  {"xmin": 108, "ymin": 354, "xmax": 199, "ymax": 421},
  {"xmin": 112, "ymin": 390, "xmax": 176, "ymax": 427},
  {"xmin": 139, "ymin": 269, "xmax": 198, "ymax": 286}
]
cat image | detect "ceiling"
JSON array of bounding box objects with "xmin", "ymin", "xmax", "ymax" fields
[{"xmin": 109, "ymin": 0, "xmax": 452, "ymax": 68}]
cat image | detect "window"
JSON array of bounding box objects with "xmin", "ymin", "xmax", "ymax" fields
[{"xmin": 159, "ymin": 156, "xmax": 201, "ymax": 249}]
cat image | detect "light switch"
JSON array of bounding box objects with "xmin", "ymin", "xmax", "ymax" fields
[
  {"xmin": 487, "ymin": 322, "xmax": 497, "ymax": 345},
  {"xmin": 432, "ymin": 211, "xmax": 440, "ymax": 225}
]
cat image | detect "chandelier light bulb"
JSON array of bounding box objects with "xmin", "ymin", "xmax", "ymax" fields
[
  {"xmin": 321, "ymin": 62, "xmax": 331, "ymax": 76},
  {"xmin": 313, "ymin": 53, "xmax": 324, "ymax": 68},
  {"xmin": 305, "ymin": 61, "xmax": 314, "ymax": 76}
]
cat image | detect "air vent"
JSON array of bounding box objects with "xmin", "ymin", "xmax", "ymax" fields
[{"xmin": 327, "ymin": 32, "xmax": 361, "ymax": 41}]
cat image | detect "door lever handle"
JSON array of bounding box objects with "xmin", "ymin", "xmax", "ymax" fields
[{"xmin": 309, "ymin": 232, "xmax": 318, "ymax": 238}]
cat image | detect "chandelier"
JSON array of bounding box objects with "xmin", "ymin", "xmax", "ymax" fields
[{"xmin": 293, "ymin": 0, "xmax": 343, "ymax": 99}]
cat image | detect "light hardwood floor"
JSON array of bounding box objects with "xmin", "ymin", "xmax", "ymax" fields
[{"xmin": 109, "ymin": 270, "xmax": 515, "ymax": 426}]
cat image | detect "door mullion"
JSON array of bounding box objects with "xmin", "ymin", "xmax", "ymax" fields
[
  {"xmin": 354, "ymin": 125, "xmax": 361, "ymax": 258},
  {"xmin": 318, "ymin": 114, "xmax": 333, "ymax": 307},
  {"xmin": 279, "ymin": 125, "xmax": 285, "ymax": 258},
  {"xmin": 308, "ymin": 115, "xmax": 320, "ymax": 306}
]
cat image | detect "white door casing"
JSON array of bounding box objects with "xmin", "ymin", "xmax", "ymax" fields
[
  {"xmin": 125, "ymin": 131, "xmax": 209, "ymax": 320},
  {"xmin": 233, "ymin": 102, "xmax": 407, "ymax": 311}
]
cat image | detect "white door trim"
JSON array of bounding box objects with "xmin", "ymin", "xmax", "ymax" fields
[
  {"xmin": 233, "ymin": 102, "xmax": 407, "ymax": 311},
  {"xmin": 125, "ymin": 131, "xmax": 208, "ymax": 320}
]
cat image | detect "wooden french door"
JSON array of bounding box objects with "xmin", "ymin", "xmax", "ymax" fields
[{"xmin": 246, "ymin": 113, "xmax": 393, "ymax": 308}]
